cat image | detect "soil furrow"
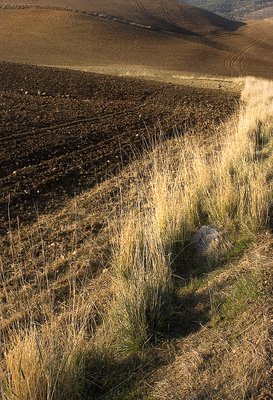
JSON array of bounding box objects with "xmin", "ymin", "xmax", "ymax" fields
[{"xmin": 0, "ymin": 62, "xmax": 239, "ymax": 235}]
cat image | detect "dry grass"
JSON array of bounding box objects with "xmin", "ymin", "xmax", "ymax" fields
[
  {"xmin": 1, "ymin": 290, "xmax": 96, "ymax": 400},
  {"xmin": 109, "ymin": 217, "xmax": 174, "ymax": 352},
  {"xmin": 1, "ymin": 77, "xmax": 273, "ymax": 399},
  {"xmin": 151, "ymin": 236, "xmax": 273, "ymax": 400},
  {"xmin": 107, "ymin": 76, "xmax": 273, "ymax": 352},
  {"xmin": 3, "ymin": 326, "xmax": 86, "ymax": 400}
]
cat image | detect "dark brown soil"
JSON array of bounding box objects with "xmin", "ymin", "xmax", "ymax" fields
[{"xmin": 0, "ymin": 62, "xmax": 239, "ymax": 234}]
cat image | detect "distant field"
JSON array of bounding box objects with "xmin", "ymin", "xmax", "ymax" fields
[
  {"xmin": 0, "ymin": 8, "xmax": 273, "ymax": 79},
  {"xmin": 0, "ymin": 0, "xmax": 242, "ymax": 34}
]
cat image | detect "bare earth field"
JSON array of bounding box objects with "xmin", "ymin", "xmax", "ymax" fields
[
  {"xmin": 0, "ymin": 62, "xmax": 238, "ymax": 234},
  {"xmin": 0, "ymin": 7, "xmax": 273, "ymax": 79},
  {"xmin": 0, "ymin": 0, "xmax": 242, "ymax": 34}
]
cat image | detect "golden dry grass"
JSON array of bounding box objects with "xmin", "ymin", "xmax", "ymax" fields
[
  {"xmin": 150, "ymin": 236, "xmax": 273, "ymax": 400},
  {"xmin": 3, "ymin": 325, "xmax": 86, "ymax": 400},
  {"xmin": 104, "ymin": 76, "xmax": 273, "ymax": 356}
]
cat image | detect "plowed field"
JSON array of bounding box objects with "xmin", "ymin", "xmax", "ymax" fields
[
  {"xmin": 0, "ymin": 8, "xmax": 273, "ymax": 80},
  {"xmin": 0, "ymin": 0, "xmax": 242, "ymax": 34},
  {"xmin": 0, "ymin": 62, "xmax": 239, "ymax": 234}
]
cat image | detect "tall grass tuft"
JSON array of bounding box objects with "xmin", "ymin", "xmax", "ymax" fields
[
  {"xmin": 2, "ymin": 309, "xmax": 90, "ymax": 400},
  {"xmin": 110, "ymin": 216, "xmax": 174, "ymax": 352}
]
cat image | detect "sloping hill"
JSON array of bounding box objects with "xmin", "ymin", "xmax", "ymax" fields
[
  {"xmin": 0, "ymin": 8, "xmax": 228, "ymax": 73},
  {"xmin": 0, "ymin": 7, "xmax": 273, "ymax": 79},
  {"xmin": 0, "ymin": 0, "xmax": 243, "ymax": 34},
  {"xmin": 0, "ymin": 72, "xmax": 272, "ymax": 400}
]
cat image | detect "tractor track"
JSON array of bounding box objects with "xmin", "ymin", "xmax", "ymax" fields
[{"xmin": 224, "ymin": 39, "xmax": 262, "ymax": 75}]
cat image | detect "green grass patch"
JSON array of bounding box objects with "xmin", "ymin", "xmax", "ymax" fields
[
  {"xmin": 104, "ymin": 382, "xmax": 150, "ymax": 400},
  {"xmin": 224, "ymin": 234, "xmax": 253, "ymax": 262},
  {"xmin": 213, "ymin": 274, "xmax": 262, "ymax": 323}
]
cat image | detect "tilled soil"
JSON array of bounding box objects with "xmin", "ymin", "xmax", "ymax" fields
[
  {"xmin": 0, "ymin": 0, "xmax": 243, "ymax": 35},
  {"xmin": 1, "ymin": 9, "xmax": 273, "ymax": 80},
  {"xmin": 0, "ymin": 62, "xmax": 239, "ymax": 234}
]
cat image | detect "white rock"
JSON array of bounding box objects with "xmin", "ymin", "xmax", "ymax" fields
[{"xmin": 190, "ymin": 225, "xmax": 223, "ymax": 256}]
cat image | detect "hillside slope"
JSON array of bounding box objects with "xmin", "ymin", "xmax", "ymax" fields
[
  {"xmin": 0, "ymin": 75, "xmax": 272, "ymax": 400},
  {"xmin": 246, "ymin": 4, "xmax": 273, "ymax": 18},
  {"xmin": 1, "ymin": 8, "xmax": 273, "ymax": 79},
  {"xmin": 0, "ymin": 0, "xmax": 243, "ymax": 34}
]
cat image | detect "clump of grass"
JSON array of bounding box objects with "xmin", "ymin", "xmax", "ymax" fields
[
  {"xmin": 1, "ymin": 297, "xmax": 95, "ymax": 400},
  {"xmin": 3, "ymin": 324, "xmax": 87, "ymax": 400},
  {"xmin": 205, "ymin": 158, "xmax": 270, "ymax": 232},
  {"xmin": 148, "ymin": 137, "xmax": 210, "ymax": 250},
  {"xmin": 109, "ymin": 217, "xmax": 174, "ymax": 353}
]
